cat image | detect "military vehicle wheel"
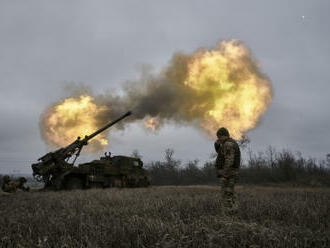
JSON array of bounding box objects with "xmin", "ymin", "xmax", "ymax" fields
[{"xmin": 65, "ymin": 177, "xmax": 84, "ymax": 190}]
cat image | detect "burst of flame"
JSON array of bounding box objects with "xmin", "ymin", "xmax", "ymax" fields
[
  {"xmin": 40, "ymin": 40, "xmax": 272, "ymax": 150},
  {"xmin": 144, "ymin": 117, "xmax": 160, "ymax": 131},
  {"xmin": 41, "ymin": 95, "xmax": 109, "ymax": 151},
  {"xmin": 183, "ymin": 40, "xmax": 272, "ymax": 139}
]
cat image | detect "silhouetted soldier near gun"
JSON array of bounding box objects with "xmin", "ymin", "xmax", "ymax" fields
[
  {"xmin": 214, "ymin": 127, "xmax": 241, "ymax": 214},
  {"xmin": 1, "ymin": 175, "xmax": 30, "ymax": 193}
]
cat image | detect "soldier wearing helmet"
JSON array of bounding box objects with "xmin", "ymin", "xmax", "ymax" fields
[
  {"xmin": 214, "ymin": 127, "xmax": 241, "ymax": 213},
  {"xmin": 1, "ymin": 175, "xmax": 30, "ymax": 193}
]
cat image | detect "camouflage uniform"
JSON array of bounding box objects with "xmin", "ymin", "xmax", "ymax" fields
[
  {"xmin": 1, "ymin": 176, "xmax": 29, "ymax": 193},
  {"xmin": 215, "ymin": 136, "xmax": 240, "ymax": 213}
]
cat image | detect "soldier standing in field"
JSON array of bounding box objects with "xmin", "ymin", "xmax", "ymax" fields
[{"xmin": 214, "ymin": 127, "xmax": 241, "ymax": 213}]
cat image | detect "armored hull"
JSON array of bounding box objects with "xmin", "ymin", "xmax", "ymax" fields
[{"xmin": 48, "ymin": 155, "xmax": 151, "ymax": 190}]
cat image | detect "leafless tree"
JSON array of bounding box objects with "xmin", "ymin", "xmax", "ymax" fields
[{"xmin": 131, "ymin": 149, "xmax": 142, "ymax": 159}]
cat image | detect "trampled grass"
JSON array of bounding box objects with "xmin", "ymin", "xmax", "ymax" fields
[{"xmin": 0, "ymin": 186, "xmax": 329, "ymax": 247}]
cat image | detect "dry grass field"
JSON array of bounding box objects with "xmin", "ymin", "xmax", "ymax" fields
[{"xmin": 1, "ymin": 186, "xmax": 330, "ymax": 248}]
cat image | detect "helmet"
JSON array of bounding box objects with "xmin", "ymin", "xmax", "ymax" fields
[{"xmin": 217, "ymin": 127, "xmax": 229, "ymax": 138}]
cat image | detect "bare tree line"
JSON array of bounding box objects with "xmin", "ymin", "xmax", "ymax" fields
[{"xmin": 142, "ymin": 147, "xmax": 330, "ymax": 187}]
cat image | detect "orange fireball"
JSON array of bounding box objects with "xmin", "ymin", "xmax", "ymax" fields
[
  {"xmin": 41, "ymin": 95, "xmax": 109, "ymax": 152},
  {"xmin": 183, "ymin": 40, "xmax": 272, "ymax": 139}
]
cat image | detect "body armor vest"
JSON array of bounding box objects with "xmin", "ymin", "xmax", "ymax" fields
[{"xmin": 216, "ymin": 138, "xmax": 241, "ymax": 169}]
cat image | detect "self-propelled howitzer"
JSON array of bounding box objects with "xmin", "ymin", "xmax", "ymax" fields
[{"xmin": 31, "ymin": 111, "xmax": 150, "ymax": 190}]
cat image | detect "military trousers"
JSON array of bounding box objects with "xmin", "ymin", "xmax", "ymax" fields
[{"xmin": 220, "ymin": 176, "xmax": 238, "ymax": 212}]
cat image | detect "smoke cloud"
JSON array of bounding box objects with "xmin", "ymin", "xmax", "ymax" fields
[{"xmin": 41, "ymin": 40, "xmax": 273, "ymax": 150}]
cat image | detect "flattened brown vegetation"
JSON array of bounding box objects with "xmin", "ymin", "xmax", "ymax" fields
[{"xmin": 0, "ymin": 186, "xmax": 329, "ymax": 247}]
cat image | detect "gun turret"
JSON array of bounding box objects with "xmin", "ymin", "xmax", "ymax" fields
[{"xmin": 32, "ymin": 111, "xmax": 132, "ymax": 184}]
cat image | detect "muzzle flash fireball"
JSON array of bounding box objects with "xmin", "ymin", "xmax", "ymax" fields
[{"xmin": 40, "ymin": 39, "xmax": 272, "ymax": 149}]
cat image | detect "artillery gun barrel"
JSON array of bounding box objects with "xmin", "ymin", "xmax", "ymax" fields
[{"xmin": 85, "ymin": 111, "xmax": 132, "ymax": 141}]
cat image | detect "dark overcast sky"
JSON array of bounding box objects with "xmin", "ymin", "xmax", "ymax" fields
[{"xmin": 0, "ymin": 0, "xmax": 329, "ymax": 174}]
